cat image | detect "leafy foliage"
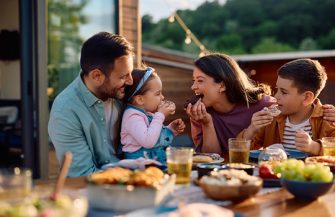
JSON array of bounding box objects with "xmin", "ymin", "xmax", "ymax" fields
[{"xmin": 142, "ymin": 0, "xmax": 335, "ymax": 55}]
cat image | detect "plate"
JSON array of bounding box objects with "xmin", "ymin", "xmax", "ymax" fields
[
  {"xmin": 249, "ymin": 150, "xmax": 308, "ymax": 161},
  {"xmin": 193, "ymin": 158, "xmax": 224, "ymax": 165}
]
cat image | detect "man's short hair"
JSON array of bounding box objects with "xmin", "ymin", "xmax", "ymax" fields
[
  {"xmin": 277, "ymin": 58, "xmax": 327, "ymax": 97},
  {"xmin": 80, "ymin": 32, "xmax": 134, "ymax": 76}
]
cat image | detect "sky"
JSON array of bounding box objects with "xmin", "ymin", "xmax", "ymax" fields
[{"xmin": 141, "ymin": 0, "xmax": 227, "ymax": 22}]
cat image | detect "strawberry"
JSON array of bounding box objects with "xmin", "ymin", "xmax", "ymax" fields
[{"xmin": 259, "ymin": 163, "xmax": 279, "ymax": 179}]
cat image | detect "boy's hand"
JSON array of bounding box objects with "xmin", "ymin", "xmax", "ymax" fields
[
  {"xmin": 169, "ymin": 118, "xmax": 185, "ymax": 134},
  {"xmin": 248, "ymin": 110, "xmax": 273, "ymax": 133},
  {"xmin": 322, "ymin": 104, "xmax": 335, "ymax": 126},
  {"xmin": 185, "ymin": 99, "xmax": 212, "ymax": 125},
  {"xmin": 295, "ymin": 130, "xmax": 320, "ymax": 155}
]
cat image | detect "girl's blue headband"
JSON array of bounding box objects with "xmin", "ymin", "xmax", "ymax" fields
[{"xmin": 127, "ymin": 67, "xmax": 154, "ymax": 101}]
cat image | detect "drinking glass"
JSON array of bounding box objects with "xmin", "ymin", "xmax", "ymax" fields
[
  {"xmin": 166, "ymin": 147, "xmax": 193, "ymax": 185},
  {"xmin": 0, "ymin": 167, "xmax": 32, "ymax": 200},
  {"xmin": 322, "ymin": 137, "xmax": 335, "ymax": 156},
  {"xmin": 258, "ymin": 147, "xmax": 287, "ymax": 166},
  {"xmin": 228, "ymin": 138, "xmax": 251, "ymax": 163}
]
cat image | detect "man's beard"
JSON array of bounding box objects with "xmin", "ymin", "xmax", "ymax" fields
[{"xmin": 99, "ymin": 84, "xmax": 125, "ymax": 100}]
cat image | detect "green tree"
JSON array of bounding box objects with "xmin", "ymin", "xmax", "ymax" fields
[
  {"xmin": 48, "ymin": 0, "xmax": 89, "ymax": 97},
  {"xmin": 299, "ymin": 38, "xmax": 318, "ymax": 51},
  {"xmin": 319, "ymin": 29, "xmax": 335, "ymax": 49},
  {"xmin": 252, "ymin": 38, "xmax": 294, "ymax": 54},
  {"xmin": 142, "ymin": 0, "xmax": 335, "ymax": 55},
  {"xmin": 215, "ymin": 34, "xmax": 245, "ymax": 54}
]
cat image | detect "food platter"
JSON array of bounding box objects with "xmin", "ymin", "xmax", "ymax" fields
[
  {"xmin": 86, "ymin": 167, "xmax": 175, "ymax": 211},
  {"xmin": 192, "ymin": 153, "xmax": 224, "ymax": 166}
]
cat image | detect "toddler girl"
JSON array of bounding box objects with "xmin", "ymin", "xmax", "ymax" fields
[{"xmin": 120, "ymin": 67, "xmax": 185, "ymax": 164}]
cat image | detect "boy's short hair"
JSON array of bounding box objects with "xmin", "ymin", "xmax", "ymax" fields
[{"xmin": 277, "ymin": 58, "xmax": 327, "ymax": 97}]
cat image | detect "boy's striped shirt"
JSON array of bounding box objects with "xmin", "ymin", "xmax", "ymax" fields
[{"xmin": 282, "ymin": 117, "xmax": 312, "ymax": 150}]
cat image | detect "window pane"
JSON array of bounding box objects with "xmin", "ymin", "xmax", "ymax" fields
[{"xmin": 48, "ymin": 0, "xmax": 117, "ymax": 98}]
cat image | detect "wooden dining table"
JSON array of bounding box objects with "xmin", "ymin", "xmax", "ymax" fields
[{"xmin": 35, "ymin": 175, "xmax": 335, "ymax": 217}]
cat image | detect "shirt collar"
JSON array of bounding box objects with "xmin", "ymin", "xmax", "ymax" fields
[{"xmin": 76, "ymin": 74, "xmax": 101, "ymax": 107}]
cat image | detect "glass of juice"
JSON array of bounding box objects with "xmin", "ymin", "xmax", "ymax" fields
[
  {"xmin": 228, "ymin": 138, "xmax": 251, "ymax": 163},
  {"xmin": 0, "ymin": 167, "xmax": 32, "ymax": 200},
  {"xmin": 166, "ymin": 147, "xmax": 193, "ymax": 185},
  {"xmin": 322, "ymin": 137, "xmax": 335, "ymax": 156}
]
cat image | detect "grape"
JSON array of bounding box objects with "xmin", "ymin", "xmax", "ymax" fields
[
  {"xmin": 303, "ymin": 164, "xmax": 316, "ymax": 180},
  {"xmin": 311, "ymin": 168, "xmax": 333, "ymax": 182},
  {"xmin": 273, "ymin": 159, "xmax": 333, "ymax": 182}
]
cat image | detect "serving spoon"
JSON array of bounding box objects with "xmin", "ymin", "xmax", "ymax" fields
[{"xmin": 50, "ymin": 151, "xmax": 73, "ymax": 200}]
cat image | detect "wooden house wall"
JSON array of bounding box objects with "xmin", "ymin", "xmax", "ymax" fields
[
  {"xmin": 119, "ymin": 0, "xmax": 142, "ymax": 67},
  {"xmin": 145, "ymin": 62, "xmax": 194, "ymax": 137}
]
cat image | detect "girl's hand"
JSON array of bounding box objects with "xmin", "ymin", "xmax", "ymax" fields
[
  {"xmin": 169, "ymin": 118, "xmax": 185, "ymax": 134},
  {"xmin": 322, "ymin": 104, "xmax": 335, "ymax": 126},
  {"xmin": 158, "ymin": 101, "xmax": 175, "ymax": 117},
  {"xmin": 185, "ymin": 99, "xmax": 212, "ymax": 125}
]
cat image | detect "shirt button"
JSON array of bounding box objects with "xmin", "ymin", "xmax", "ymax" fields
[
  {"xmin": 98, "ymin": 100, "xmax": 101, "ymax": 103},
  {"xmin": 101, "ymin": 118, "xmax": 104, "ymax": 121}
]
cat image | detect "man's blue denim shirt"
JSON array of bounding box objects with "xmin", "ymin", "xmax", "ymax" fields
[{"xmin": 48, "ymin": 75, "xmax": 123, "ymax": 177}]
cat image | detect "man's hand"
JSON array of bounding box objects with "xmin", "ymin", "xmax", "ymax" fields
[
  {"xmin": 169, "ymin": 118, "xmax": 185, "ymax": 134},
  {"xmin": 322, "ymin": 104, "xmax": 335, "ymax": 126},
  {"xmin": 295, "ymin": 130, "xmax": 320, "ymax": 155}
]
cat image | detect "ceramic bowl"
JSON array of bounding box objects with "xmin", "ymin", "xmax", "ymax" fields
[
  {"xmin": 226, "ymin": 163, "xmax": 255, "ymax": 175},
  {"xmin": 281, "ymin": 179, "xmax": 334, "ymax": 200},
  {"xmin": 199, "ymin": 174, "xmax": 263, "ymax": 202},
  {"xmin": 196, "ymin": 163, "xmax": 227, "ymax": 179}
]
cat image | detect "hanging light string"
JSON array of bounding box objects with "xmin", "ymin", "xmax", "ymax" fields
[{"xmin": 167, "ymin": 11, "xmax": 209, "ymax": 57}]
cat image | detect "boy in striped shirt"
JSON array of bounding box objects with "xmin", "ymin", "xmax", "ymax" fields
[{"xmin": 239, "ymin": 58, "xmax": 335, "ymax": 155}]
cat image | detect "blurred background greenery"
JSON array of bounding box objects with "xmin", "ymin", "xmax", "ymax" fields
[{"xmin": 142, "ymin": 0, "xmax": 335, "ymax": 55}]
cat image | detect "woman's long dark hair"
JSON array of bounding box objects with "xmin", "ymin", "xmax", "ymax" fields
[{"xmin": 194, "ymin": 53, "xmax": 271, "ymax": 106}]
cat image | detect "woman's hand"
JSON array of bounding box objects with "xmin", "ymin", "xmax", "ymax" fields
[
  {"xmin": 322, "ymin": 104, "xmax": 335, "ymax": 126},
  {"xmin": 169, "ymin": 118, "xmax": 185, "ymax": 134},
  {"xmin": 185, "ymin": 99, "xmax": 212, "ymax": 125}
]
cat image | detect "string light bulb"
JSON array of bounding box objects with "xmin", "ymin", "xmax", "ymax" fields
[
  {"xmin": 168, "ymin": 14, "xmax": 175, "ymax": 23},
  {"xmin": 185, "ymin": 35, "xmax": 191, "ymax": 44},
  {"xmin": 166, "ymin": 9, "xmax": 209, "ymax": 56}
]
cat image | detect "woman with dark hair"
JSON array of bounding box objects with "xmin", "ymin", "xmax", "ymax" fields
[{"xmin": 185, "ymin": 53, "xmax": 275, "ymax": 155}]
